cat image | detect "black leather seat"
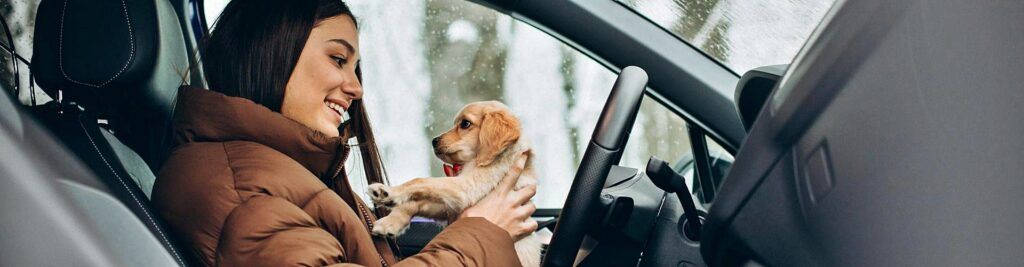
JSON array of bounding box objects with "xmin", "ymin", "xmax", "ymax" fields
[{"xmin": 28, "ymin": 0, "xmax": 197, "ymax": 265}]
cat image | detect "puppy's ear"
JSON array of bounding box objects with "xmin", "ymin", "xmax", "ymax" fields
[{"xmin": 475, "ymin": 109, "xmax": 521, "ymax": 167}]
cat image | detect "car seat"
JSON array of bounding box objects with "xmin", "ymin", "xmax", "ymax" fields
[{"xmin": 27, "ymin": 0, "xmax": 201, "ymax": 265}]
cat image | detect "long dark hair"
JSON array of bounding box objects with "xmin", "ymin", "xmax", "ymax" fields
[{"xmin": 200, "ymin": 0, "xmax": 389, "ymax": 187}]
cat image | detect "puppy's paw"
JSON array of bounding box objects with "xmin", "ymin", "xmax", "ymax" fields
[
  {"xmin": 372, "ymin": 216, "xmax": 409, "ymax": 239},
  {"xmin": 367, "ymin": 183, "xmax": 395, "ymax": 208}
]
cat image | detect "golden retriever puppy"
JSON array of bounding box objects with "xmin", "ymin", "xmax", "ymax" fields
[{"xmin": 367, "ymin": 101, "xmax": 541, "ymax": 266}]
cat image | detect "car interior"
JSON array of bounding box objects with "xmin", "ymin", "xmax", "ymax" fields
[{"xmin": 2, "ymin": 0, "xmax": 1023, "ymax": 266}]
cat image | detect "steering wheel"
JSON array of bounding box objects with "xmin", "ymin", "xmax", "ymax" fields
[{"xmin": 542, "ymin": 66, "xmax": 649, "ymax": 267}]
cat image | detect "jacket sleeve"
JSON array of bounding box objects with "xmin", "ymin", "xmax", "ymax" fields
[
  {"xmin": 215, "ymin": 194, "xmax": 519, "ymax": 266},
  {"xmin": 216, "ymin": 195, "xmax": 350, "ymax": 267},
  {"xmin": 393, "ymin": 217, "xmax": 521, "ymax": 267}
]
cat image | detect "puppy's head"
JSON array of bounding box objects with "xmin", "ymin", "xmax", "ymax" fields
[{"xmin": 433, "ymin": 101, "xmax": 521, "ymax": 167}]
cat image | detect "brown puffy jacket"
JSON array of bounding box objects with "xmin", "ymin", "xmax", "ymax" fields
[{"xmin": 153, "ymin": 86, "xmax": 520, "ymax": 266}]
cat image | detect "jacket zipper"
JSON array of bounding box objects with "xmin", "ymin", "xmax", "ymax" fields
[{"xmin": 330, "ymin": 146, "xmax": 390, "ymax": 267}]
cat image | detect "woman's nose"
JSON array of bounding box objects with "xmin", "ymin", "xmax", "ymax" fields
[{"xmin": 341, "ymin": 82, "xmax": 362, "ymax": 100}]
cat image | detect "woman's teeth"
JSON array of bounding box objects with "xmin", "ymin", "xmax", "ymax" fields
[{"xmin": 325, "ymin": 101, "xmax": 345, "ymax": 115}]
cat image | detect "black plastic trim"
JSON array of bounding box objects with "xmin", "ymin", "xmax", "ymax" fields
[{"xmin": 686, "ymin": 125, "xmax": 716, "ymax": 202}]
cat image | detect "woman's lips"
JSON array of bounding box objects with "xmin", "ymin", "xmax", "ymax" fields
[
  {"xmin": 325, "ymin": 100, "xmax": 346, "ymax": 114},
  {"xmin": 326, "ymin": 98, "xmax": 350, "ymax": 111},
  {"xmin": 324, "ymin": 100, "xmax": 345, "ymax": 124}
]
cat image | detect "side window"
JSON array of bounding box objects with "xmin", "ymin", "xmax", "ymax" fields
[
  {"xmin": 203, "ymin": 0, "xmax": 229, "ymax": 27},
  {"xmin": 200, "ymin": 0, "xmax": 732, "ymax": 209},
  {"xmin": 622, "ymin": 97, "xmax": 692, "ymax": 187},
  {"xmin": 344, "ymin": 0, "xmax": 623, "ymax": 209},
  {"xmin": 673, "ymin": 135, "xmax": 734, "ymax": 204},
  {"xmin": 1, "ymin": 0, "xmax": 51, "ymax": 105},
  {"xmin": 625, "ymin": 97, "xmax": 734, "ymax": 206}
]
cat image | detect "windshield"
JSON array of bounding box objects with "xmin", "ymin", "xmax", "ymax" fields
[{"xmin": 615, "ymin": 0, "xmax": 835, "ymax": 73}]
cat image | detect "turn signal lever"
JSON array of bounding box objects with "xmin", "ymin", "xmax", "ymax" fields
[{"xmin": 646, "ymin": 156, "xmax": 703, "ymax": 241}]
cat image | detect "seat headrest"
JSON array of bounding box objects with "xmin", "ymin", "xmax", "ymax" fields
[
  {"xmin": 30, "ymin": 0, "xmax": 190, "ymax": 169},
  {"xmin": 31, "ymin": 0, "xmax": 187, "ymax": 117}
]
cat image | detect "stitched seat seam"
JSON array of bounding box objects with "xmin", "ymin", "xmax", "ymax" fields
[{"xmin": 80, "ymin": 119, "xmax": 186, "ymax": 265}]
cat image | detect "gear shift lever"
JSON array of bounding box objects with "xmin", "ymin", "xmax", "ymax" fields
[{"xmin": 646, "ymin": 156, "xmax": 703, "ymax": 241}]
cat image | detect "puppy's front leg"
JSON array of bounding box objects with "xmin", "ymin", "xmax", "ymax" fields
[
  {"xmin": 391, "ymin": 176, "xmax": 475, "ymax": 213},
  {"xmin": 372, "ymin": 202, "xmax": 417, "ymax": 238},
  {"xmin": 371, "ymin": 177, "xmax": 476, "ymax": 214},
  {"xmin": 370, "ymin": 176, "xmax": 466, "ymax": 205},
  {"xmin": 368, "ymin": 183, "xmax": 395, "ymax": 208}
]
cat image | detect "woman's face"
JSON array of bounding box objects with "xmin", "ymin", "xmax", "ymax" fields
[{"xmin": 281, "ymin": 15, "xmax": 361, "ymax": 137}]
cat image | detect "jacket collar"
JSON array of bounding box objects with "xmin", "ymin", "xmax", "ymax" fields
[{"xmin": 170, "ymin": 86, "xmax": 349, "ymax": 178}]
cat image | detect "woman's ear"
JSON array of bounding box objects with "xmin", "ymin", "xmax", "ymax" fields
[{"xmin": 474, "ymin": 110, "xmax": 521, "ymax": 167}]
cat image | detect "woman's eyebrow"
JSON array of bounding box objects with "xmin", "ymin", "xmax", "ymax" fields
[{"xmin": 327, "ymin": 39, "xmax": 355, "ymax": 55}]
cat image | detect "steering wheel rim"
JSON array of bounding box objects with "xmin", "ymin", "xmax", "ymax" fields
[{"xmin": 542, "ymin": 66, "xmax": 649, "ymax": 267}]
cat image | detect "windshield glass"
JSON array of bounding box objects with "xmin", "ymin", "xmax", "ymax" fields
[{"xmin": 615, "ymin": 0, "xmax": 835, "ymax": 73}]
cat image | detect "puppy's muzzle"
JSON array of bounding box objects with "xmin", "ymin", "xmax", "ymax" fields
[{"xmin": 431, "ymin": 136, "xmax": 446, "ymax": 155}]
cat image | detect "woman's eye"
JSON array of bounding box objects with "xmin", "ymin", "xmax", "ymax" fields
[
  {"xmin": 459, "ymin": 120, "xmax": 472, "ymax": 129},
  {"xmin": 331, "ymin": 56, "xmax": 348, "ymax": 67}
]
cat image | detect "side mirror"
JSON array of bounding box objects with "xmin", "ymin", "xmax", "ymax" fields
[{"xmin": 734, "ymin": 65, "xmax": 787, "ymax": 131}]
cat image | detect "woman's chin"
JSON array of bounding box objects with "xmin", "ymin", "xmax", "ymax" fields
[{"xmin": 317, "ymin": 124, "xmax": 341, "ymax": 138}]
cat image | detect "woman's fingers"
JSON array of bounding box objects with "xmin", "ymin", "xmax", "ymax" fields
[
  {"xmin": 459, "ymin": 150, "xmax": 537, "ymax": 239},
  {"xmin": 516, "ymin": 219, "xmax": 539, "ymax": 239},
  {"xmin": 517, "ymin": 202, "xmax": 537, "ymax": 218},
  {"xmin": 524, "ymin": 219, "xmax": 539, "ymax": 232},
  {"xmin": 495, "ymin": 150, "xmax": 530, "ymax": 192},
  {"xmin": 511, "ymin": 184, "xmax": 537, "ymax": 206}
]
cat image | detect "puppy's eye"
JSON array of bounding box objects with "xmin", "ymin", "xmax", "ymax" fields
[{"xmin": 459, "ymin": 119, "xmax": 472, "ymax": 129}]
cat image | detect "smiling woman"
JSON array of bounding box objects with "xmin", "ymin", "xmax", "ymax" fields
[
  {"xmin": 154, "ymin": 0, "xmax": 536, "ymax": 266},
  {"xmin": 279, "ymin": 15, "xmax": 363, "ymax": 138},
  {"xmin": 201, "ymin": 0, "xmax": 390, "ymax": 188}
]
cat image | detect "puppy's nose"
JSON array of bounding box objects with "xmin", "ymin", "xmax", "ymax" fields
[{"xmin": 432, "ymin": 137, "xmax": 440, "ymax": 147}]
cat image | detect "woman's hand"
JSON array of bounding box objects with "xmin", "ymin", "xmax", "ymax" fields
[{"xmin": 460, "ymin": 151, "xmax": 538, "ymax": 240}]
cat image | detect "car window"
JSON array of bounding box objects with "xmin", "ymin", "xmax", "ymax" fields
[
  {"xmin": 203, "ymin": 0, "xmax": 229, "ymax": 27},
  {"xmin": 347, "ymin": 0, "xmax": 701, "ymax": 209},
  {"xmin": 622, "ymin": 97, "xmax": 692, "ymax": 173},
  {"xmin": 1, "ymin": 0, "xmax": 50, "ymax": 105},
  {"xmin": 202, "ymin": 0, "xmax": 705, "ymax": 209},
  {"xmin": 673, "ymin": 136, "xmax": 733, "ymax": 204},
  {"xmin": 614, "ymin": 0, "xmax": 835, "ymax": 73}
]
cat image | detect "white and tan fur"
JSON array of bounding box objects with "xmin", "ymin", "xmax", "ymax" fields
[{"xmin": 367, "ymin": 101, "xmax": 541, "ymax": 266}]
